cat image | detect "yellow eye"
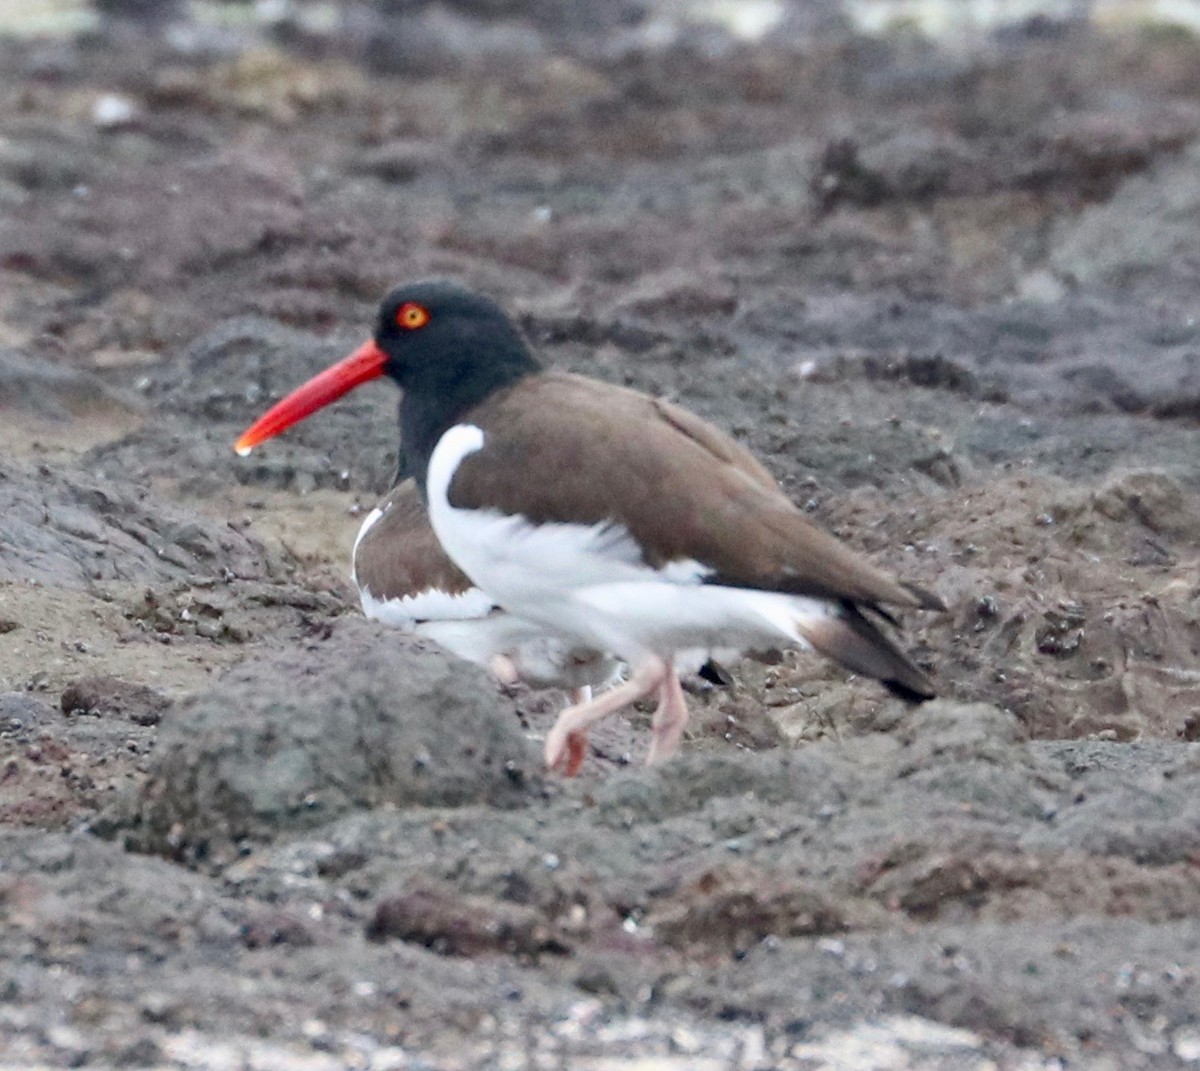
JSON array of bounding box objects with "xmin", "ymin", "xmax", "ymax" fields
[{"xmin": 396, "ymin": 302, "xmax": 430, "ymax": 330}]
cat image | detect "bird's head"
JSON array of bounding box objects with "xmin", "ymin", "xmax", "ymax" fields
[{"xmin": 234, "ymin": 280, "xmax": 539, "ymax": 456}]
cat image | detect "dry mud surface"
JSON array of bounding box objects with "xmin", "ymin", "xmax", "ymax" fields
[{"xmin": 3, "ymin": 5, "xmax": 1200, "ymax": 1068}]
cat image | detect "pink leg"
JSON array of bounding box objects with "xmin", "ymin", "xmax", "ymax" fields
[
  {"xmin": 560, "ymin": 687, "xmax": 595, "ymax": 767},
  {"xmin": 488, "ymin": 654, "xmax": 520, "ymax": 686},
  {"xmin": 646, "ymin": 662, "xmax": 689, "ymax": 766},
  {"xmin": 545, "ymin": 657, "xmax": 667, "ymax": 776}
]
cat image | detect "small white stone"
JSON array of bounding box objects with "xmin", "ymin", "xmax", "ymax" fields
[
  {"xmin": 1174, "ymin": 1028, "xmax": 1200, "ymax": 1061},
  {"xmin": 92, "ymin": 94, "xmax": 138, "ymax": 129}
]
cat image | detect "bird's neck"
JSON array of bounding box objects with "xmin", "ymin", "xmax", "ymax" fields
[{"xmin": 401, "ymin": 341, "xmax": 539, "ymax": 492}]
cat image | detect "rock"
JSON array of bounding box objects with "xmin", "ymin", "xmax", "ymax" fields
[
  {"xmin": 0, "ymin": 349, "xmax": 139, "ymax": 421},
  {"xmin": 1051, "ymin": 140, "xmax": 1200, "ymax": 284},
  {"xmin": 91, "ymin": 93, "xmax": 139, "ymax": 130},
  {"xmin": 649, "ymin": 864, "xmax": 858, "ymax": 953},
  {"xmin": 60, "ymin": 675, "xmax": 170, "ymax": 726},
  {"xmin": 0, "ymin": 457, "xmax": 274, "ymax": 588},
  {"xmin": 367, "ymin": 878, "xmax": 570, "ymax": 956},
  {"xmin": 352, "ymin": 140, "xmax": 446, "ymax": 183},
  {"xmin": 1091, "ymin": 470, "xmax": 1200, "ymax": 543},
  {"xmin": 104, "ymin": 619, "xmax": 541, "ymax": 865}
]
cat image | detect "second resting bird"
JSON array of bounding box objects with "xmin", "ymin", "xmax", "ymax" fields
[
  {"xmin": 352, "ymin": 475, "xmax": 622, "ymax": 702},
  {"xmin": 236, "ymin": 280, "xmax": 945, "ymax": 775}
]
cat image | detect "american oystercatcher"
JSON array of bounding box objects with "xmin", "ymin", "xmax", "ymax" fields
[
  {"xmin": 236, "ymin": 280, "xmax": 944, "ymax": 775},
  {"xmin": 353, "ymin": 476, "xmax": 621, "ymax": 701}
]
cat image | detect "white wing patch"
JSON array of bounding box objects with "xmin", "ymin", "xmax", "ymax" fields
[{"xmin": 358, "ymin": 583, "xmax": 497, "ymax": 628}]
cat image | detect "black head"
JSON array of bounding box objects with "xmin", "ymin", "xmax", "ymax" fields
[
  {"xmin": 372, "ymin": 280, "xmax": 541, "ymax": 403},
  {"xmin": 234, "ymin": 280, "xmax": 539, "ymax": 476},
  {"xmin": 372, "ymin": 281, "xmax": 543, "ymax": 486}
]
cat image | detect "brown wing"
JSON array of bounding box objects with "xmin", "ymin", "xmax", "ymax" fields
[
  {"xmin": 354, "ymin": 478, "xmax": 475, "ymax": 601},
  {"xmin": 449, "ymin": 372, "xmax": 943, "ymax": 612},
  {"xmin": 650, "ymin": 396, "xmax": 780, "ymax": 493}
]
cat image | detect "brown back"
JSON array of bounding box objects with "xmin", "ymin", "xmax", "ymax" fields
[{"xmin": 448, "ymin": 372, "xmax": 942, "ymax": 611}]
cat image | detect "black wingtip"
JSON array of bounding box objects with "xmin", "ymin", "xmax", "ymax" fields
[
  {"xmin": 799, "ymin": 603, "xmax": 936, "ymax": 703},
  {"xmin": 882, "ymin": 675, "xmax": 936, "ymax": 704},
  {"xmin": 698, "ymin": 658, "xmax": 735, "ymax": 687},
  {"xmin": 903, "ymin": 581, "xmax": 948, "ymax": 613}
]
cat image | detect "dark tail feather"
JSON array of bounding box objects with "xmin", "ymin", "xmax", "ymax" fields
[
  {"xmin": 902, "ymin": 581, "xmax": 947, "ymax": 613},
  {"xmin": 698, "ymin": 658, "xmax": 735, "ymax": 687},
  {"xmin": 798, "ymin": 603, "xmax": 936, "ymax": 702},
  {"xmin": 865, "ymin": 584, "xmax": 945, "ymax": 629}
]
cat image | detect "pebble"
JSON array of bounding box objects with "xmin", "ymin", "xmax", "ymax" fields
[{"xmin": 91, "ymin": 93, "xmax": 139, "ymax": 129}]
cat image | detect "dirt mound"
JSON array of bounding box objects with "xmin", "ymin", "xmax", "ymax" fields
[
  {"xmin": 104, "ymin": 618, "xmax": 542, "ymax": 865},
  {"xmin": 0, "ymin": 456, "xmax": 276, "ymax": 588}
]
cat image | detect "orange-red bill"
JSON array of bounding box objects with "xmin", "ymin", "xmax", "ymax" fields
[{"xmin": 234, "ymin": 339, "xmax": 388, "ymax": 455}]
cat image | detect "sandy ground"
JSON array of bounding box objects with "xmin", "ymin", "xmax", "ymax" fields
[{"xmin": 3, "ymin": 3, "xmax": 1200, "ymax": 1067}]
